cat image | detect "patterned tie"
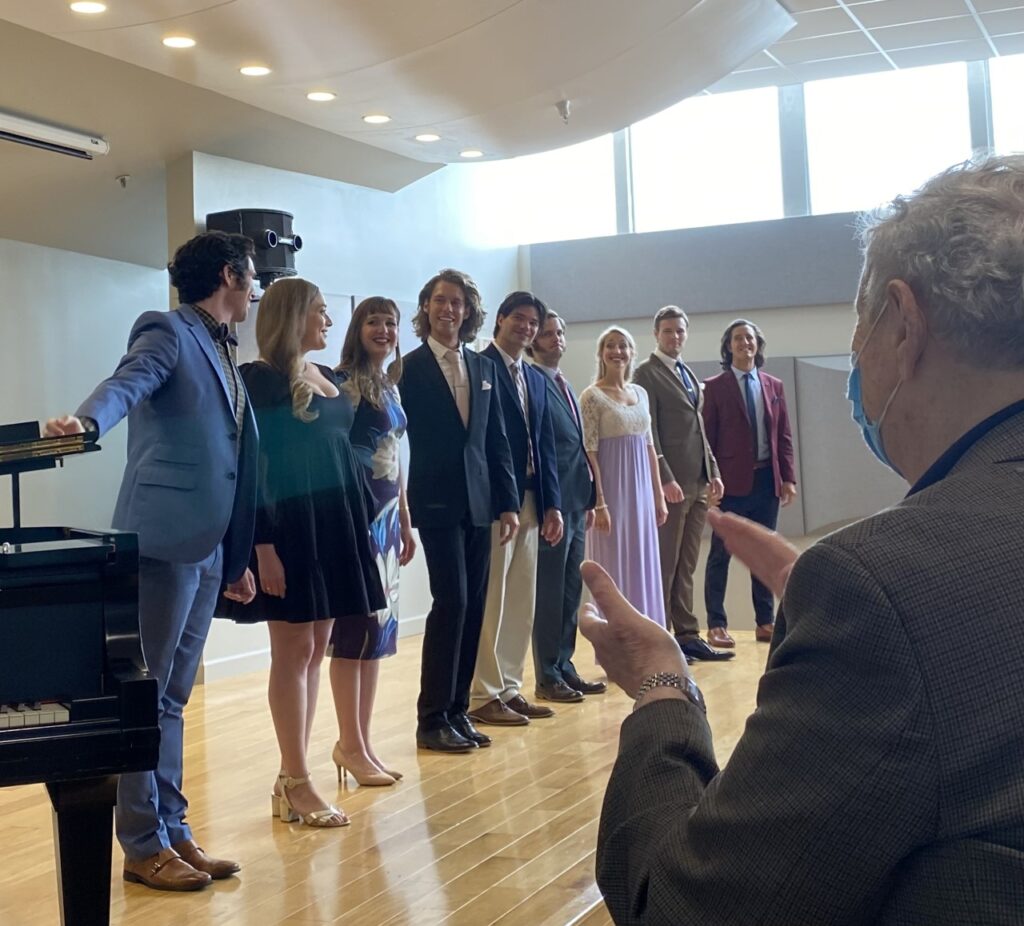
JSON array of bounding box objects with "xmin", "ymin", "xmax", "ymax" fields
[
  {"xmin": 554, "ymin": 370, "xmax": 581, "ymax": 429},
  {"xmin": 743, "ymin": 372, "xmax": 759, "ymax": 455},
  {"xmin": 510, "ymin": 361, "xmax": 535, "ymax": 475},
  {"xmin": 445, "ymin": 349, "xmax": 470, "ymax": 427},
  {"xmin": 675, "ymin": 361, "xmax": 697, "ymax": 404}
]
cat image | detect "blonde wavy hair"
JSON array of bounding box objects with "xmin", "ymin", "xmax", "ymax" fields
[
  {"xmin": 338, "ymin": 296, "xmax": 402, "ymax": 410},
  {"xmin": 594, "ymin": 325, "xmax": 637, "ymax": 381},
  {"xmin": 255, "ymin": 277, "xmax": 322, "ymax": 422}
]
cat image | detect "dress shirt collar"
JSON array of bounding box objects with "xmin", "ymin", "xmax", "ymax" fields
[
  {"xmin": 731, "ymin": 365, "xmax": 758, "ymax": 384},
  {"xmin": 427, "ymin": 335, "xmax": 462, "ymax": 362},
  {"xmin": 654, "ymin": 348, "xmax": 683, "ymax": 372},
  {"xmin": 491, "ymin": 341, "xmax": 522, "ymax": 372},
  {"xmin": 533, "ymin": 362, "xmax": 559, "ymax": 381}
]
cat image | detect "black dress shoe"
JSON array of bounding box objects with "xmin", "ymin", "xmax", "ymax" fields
[
  {"xmin": 416, "ymin": 725, "xmax": 476, "ymax": 753},
  {"xmin": 450, "ymin": 713, "xmax": 492, "ymax": 747},
  {"xmin": 679, "ymin": 636, "xmax": 735, "ymax": 661},
  {"xmin": 564, "ymin": 672, "xmax": 607, "ymax": 695},
  {"xmin": 536, "ymin": 680, "xmax": 585, "ymax": 703}
]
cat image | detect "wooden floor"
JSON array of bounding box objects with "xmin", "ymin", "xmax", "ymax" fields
[{"xmin": 0, "ymin": 630, "xmax": 767, "ymax": 926}]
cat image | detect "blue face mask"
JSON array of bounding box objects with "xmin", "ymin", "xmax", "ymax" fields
[{"xmin": 847, "ymin": 306, "xmax": 903, "ymax": 475}]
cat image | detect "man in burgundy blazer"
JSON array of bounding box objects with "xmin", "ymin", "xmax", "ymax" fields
[{"xmin": 701, "ymin": 319, "xmax": 796, "ymax": 647}]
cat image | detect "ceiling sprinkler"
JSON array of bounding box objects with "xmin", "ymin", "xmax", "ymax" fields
[{"xmin": 556, "ymin": 99, "xmax": 571, "ymax": 125}]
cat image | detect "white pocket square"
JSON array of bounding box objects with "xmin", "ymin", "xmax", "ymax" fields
[{"xmin": 481, "ymin": 380, "xmax": 492, "ymax": 390}]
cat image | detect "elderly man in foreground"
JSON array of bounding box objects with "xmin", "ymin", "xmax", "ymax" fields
[{"xmin": 581, "ymin": 155, "xmax": 1024, "ymax": 925}]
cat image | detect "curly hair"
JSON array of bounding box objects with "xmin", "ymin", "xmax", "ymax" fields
[
  {"xmin": 412, "ymin": 269, "xmax": 485, "ymax": 343},
  {"xmin": 338, "ymin": 296, "xmax": 402, "ymax": 410},
  {"xmin": 254, "ymin": 277, "xmax": 322, "ymax": 422},
  {"xmin": 167, "ymin": 231, "xmax": 254, "ymax": 305},
  {"xmin": 857, "ymin": 154, "xmax": 1024, "ymax": 370},
  {"xmin": 719, "ymin": 318, "xmax": 766, "ymax": 370}
]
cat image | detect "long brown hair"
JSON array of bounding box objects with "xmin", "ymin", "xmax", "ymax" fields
[
  {"xmin": 411, "ymin": 268, "xmax": 485, "ymax": 343},
  {"xmin": 338, "ymin": 296, "xmax": 402, "ymax": 409},
  {"xmin": 254, "ymin": 277, "xmax": 322, "ymax": 422}
]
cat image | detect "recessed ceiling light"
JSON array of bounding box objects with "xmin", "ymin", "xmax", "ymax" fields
[
  {"xmin": 307, "ymin": 91, "xmax": 336, "ymax": 102},
  {"xmin": 415, "ymin": 133, "xmax": 441, "ymax": 143},
  {"xmin": 362, "ymin": 114, "xmax": 391, "ymax": 125},
  {"xmin": 460, "ymin": 148, "xmax": 484, "ymax": 159},
  {"xmin": 70, "ymin": 1, "xmax": 106, "ymax": 12},
  {"xmin": 240, "ymin": 65, "xmax": 271, "ymax": 77},
  {"xmin": 162, "ymin": 36, "xmax": 196, "ymax": 49}
]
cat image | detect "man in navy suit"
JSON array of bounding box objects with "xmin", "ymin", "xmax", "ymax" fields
[
  {"xmin": 400, "ymin": 269, "xmax": 520, "ymax": 753},
  {"xmin": 45, "ymin": 231, "xmax": 259, "ymax": 891},
  {"xmin": 527, "ymin": 311, "xmax": 605, "ymax": 700},
  {"xmin": 701, "ymin": 319, "xmax": 796, "ymax": 647},
  {"xmin": 468, "ymin": 293, "xmax": 564, "ymax": 726}
]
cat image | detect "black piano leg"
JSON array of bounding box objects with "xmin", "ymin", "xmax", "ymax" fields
[{"xmin": 46, "ymin": 776, "xmax": 118, "ymax": 926}]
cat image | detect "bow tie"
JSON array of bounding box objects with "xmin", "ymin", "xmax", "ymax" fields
[{"xmin": 212, "ymin": 324, "xmax": 238, "ymax": 348}]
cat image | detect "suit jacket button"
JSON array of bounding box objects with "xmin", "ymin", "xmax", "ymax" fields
[{"xmin": 227, "ymin": 471, "xmax": 236, "ymax": 480}]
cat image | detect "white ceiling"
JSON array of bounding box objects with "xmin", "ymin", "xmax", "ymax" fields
[
  {"xmin": 0, "ymin": 0, "xmax": 794, "ymax": 164},
  {"xmin": 712, "ymin": 0, "xmax": 1024, "ymax": 92}
]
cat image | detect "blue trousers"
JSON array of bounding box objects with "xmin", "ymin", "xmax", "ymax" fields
[
  {"xmin": 532, "ymin": 510, "xmax": 586, "ymax": 687},
  {"xmin": 116, "ymin": 546, "xmax": 222, "ymax": 861},
  {"xmin": 704, "ymin": 467, "xmax": 779, "ymax": 628}
]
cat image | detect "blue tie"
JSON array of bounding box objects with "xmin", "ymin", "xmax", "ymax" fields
[
  {"xmin": 675, "ymin": 361, "xmax": 697, "ymax": 404},
  {"xmin": 743, "ymin": 372, "xmax": 759, "ymax": 455}
]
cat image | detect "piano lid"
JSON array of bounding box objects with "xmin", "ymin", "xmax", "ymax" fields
[{"xmin": 0, "ymin": 420, "xmax": 99, "ymax": 477}]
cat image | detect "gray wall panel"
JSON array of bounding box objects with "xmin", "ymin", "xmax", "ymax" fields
[
  {"xmin": 795, "ymin": 357, "xmax": 904, "ymax": 534},
  {"xmin": 529, "ymin": 212, "xmax": 862, "ymax": 321}
]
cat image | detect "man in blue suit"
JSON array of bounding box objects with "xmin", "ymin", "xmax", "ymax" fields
[
  {"xmin": 400, "ymin": 269, "xmax": 520, "ymax": 753},
  {"xmin": 469, "ymin": 292, "xmax": 564, "ymax": 726},
  {"xmin": 46, "ymin": 231, "xmax": 259, "ymax": 891}
]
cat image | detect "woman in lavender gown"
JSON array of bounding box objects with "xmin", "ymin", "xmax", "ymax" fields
[{"xmin": 579, "ymin": 326, "xmax": 668, "ymax": 626}]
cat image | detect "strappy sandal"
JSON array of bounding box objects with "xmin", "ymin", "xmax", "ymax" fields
[{"xmin": 273, "ymin": 774, "xmax": 349, "ymax": 827}]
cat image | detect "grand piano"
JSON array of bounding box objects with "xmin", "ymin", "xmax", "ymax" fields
[{"xmin": 0, "ymin": 421, "xmax": 158, "ymax": 926}]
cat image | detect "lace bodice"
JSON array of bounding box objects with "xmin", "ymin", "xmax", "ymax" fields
[{"xmin": 579, "ymin": 384, "xmax": 655, "ymax": 452}]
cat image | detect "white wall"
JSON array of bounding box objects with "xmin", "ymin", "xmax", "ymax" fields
[
  {"xmin": 0, "ymin": 237, "xmax": 165, "ymax": 528},
  {"xmin": 187, "ymin": 154, "xmax": 521, "ymax": 678}
]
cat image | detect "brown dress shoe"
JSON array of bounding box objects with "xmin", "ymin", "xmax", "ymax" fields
[
  {"xmin": 123, "ymin": 847, "xmax": 211, "ymax": 892},
  {"xmin": 172, "ymin": 839, "xmax": 240, "ymax": 879},
  {"xmin": 707, "ymin": 627, "xmax": 736, "ymax": 648},
  {"xmin": 755, "ymin": 623, "xmax": 774, "ymax": 643},
  {"xmin": 505, "ymin": 694, "xmax": 555, "ymax": 719},
  {"xmin": 468, "ymin": 698, "xmax": 529, "ymax": 726}
]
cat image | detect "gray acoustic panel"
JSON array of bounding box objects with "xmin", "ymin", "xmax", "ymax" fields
[
  {"xmin": 528, "ymin": 212, "xmax": 863, "ymax": 321},
  {"xmin": 794, "ymin": 356, "xmax": 905, "ymax": 534}
]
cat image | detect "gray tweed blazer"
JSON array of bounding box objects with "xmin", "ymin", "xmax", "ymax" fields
[{"xmin": 598, "ymin": 412, "xmax": 1024, "ymax": 925}]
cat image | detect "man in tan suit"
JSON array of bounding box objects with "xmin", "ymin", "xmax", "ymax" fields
[{"xmin": 633, "ymin": 306, "xmax": 730, "ymax": 663}]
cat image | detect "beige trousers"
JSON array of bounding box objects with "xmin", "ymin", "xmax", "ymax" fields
[{"xmin": 470, "ymin": 491, "xmax": 539, "ymax": 706}]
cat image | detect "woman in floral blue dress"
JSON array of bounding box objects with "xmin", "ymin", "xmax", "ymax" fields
[{"xmin": 329, "ymin": 296, "xmax": 415, "ymax": 786}]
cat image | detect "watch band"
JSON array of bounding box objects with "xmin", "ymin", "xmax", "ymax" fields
[{"xmin": 635, "ymin": 672, "xmax": 706, "ymax": 713}]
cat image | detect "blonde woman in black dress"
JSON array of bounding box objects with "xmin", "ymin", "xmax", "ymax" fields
[{"xmin": 227, "ymin": 278, "xmax": 385, "ymax": 827}]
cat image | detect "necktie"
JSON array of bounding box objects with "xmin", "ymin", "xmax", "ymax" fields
[
  {"xmin": 743, "ymin": 372, "xmax": 759, "ymax": 455},
  {"xmin": 554, "ymin": 370, "xmax": 581, "ymax": 429},
  {"xmin": 675, "ymin": 361, "xmax": 697, "ymax": 404},
  {"xmin": 510, "ymin": 362, "xmax": 535, "ymax": 475},
  {"xmin": 444, "ymin": 349, "xmax": 470, "ymax": 427}
]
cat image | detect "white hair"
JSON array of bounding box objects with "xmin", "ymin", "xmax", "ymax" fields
[{"xmin": 857, "ymin": 154, "xmax": 1024, "ymax": 369}]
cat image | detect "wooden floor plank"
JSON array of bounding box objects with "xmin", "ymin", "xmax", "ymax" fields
[{"xmin": 0, "ymin": 629, "xmax": 764, "ymax": 925}]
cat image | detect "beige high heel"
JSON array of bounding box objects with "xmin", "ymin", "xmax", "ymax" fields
[
  {"xmin": 332, "ymin": 742, "xmax": 396, "ymax": 787},
  {"xmin": 275, "ymin": 774, "xmax": 349, "ymax": 827}
]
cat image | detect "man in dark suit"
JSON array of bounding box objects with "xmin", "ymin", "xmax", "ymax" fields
[
  {"xmin": 469, "ymin": 292, "xmax": 565, "ymax": 725},
  {"xmin": 633, "ymin": 305, "xmax": 731, "ymax": 664},
  {"xmin": 400, "ymin": 269, "xmax": 520, "ymax": 753},
  {"xmin": 701, "ymin": 320, "xmax": 796, "ymax": 647},
  {"xmin": 527, "ymin": 311, "xmax": 605, "ymax": 699},
  {"xmin": 580, "ymin": 154, "xmax": 1024, "ymax": 925},
  {"xmin": 45, "ymin": 231, "xmax": 258, "ymax": 891}
]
